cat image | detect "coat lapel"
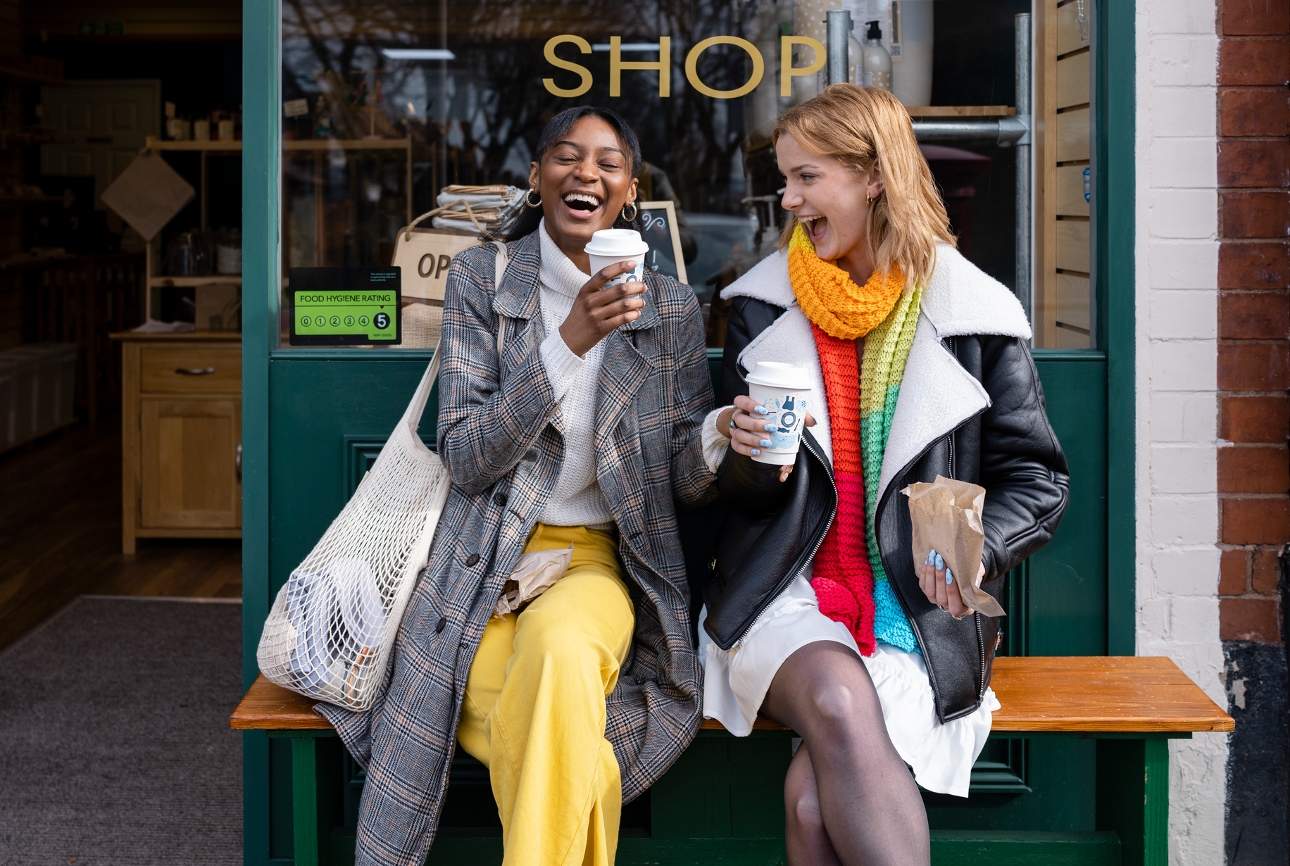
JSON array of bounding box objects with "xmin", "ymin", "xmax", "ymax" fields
[
  {"xmin": 489, "ymin": 232, "xmax": 563, "ymax": 434},
  {"xmin": 876, "ymin": 314, "xmax": 990, "ymax": 504}
]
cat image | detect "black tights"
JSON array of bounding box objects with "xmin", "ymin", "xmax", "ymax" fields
[{"xmin": 760, "ymin": 641, "xmax": 930, "ymax": 866}]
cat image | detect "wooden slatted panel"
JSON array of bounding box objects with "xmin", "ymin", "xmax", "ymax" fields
[
  {"xmin": 1056, "ymin": 220, "xmax": 1091, "ymax": 273},
  {"xmin": 1057, "ymin": 0, "xmax": 1091, "ymax": 56},
  {"xmin": 232, "ymin": 657, "xmax": 1234, "ymax": 734},
  {"xmin": 1056, "ymin": 164, "xmax": 1091, "ymax": 216},
  {"xmin": 1056, "ymin": 108, "xmax": 1091, "ymax": 162},
  {"xmin": 1055, "ymin": 272, "xmax": 1092, "ymax": 332},
  {"xmin": 1057, "ymin": 51, "xmax": 1091, "ymax": 109}
]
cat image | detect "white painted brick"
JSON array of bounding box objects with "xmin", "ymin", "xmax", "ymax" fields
[
  {"xmin": 1148, "ymin": 189, "xmax": 1218, "ymax": 239},
  {"xmin": 1144, "ymin": 0, "xmax": 1217, "ymax": 34},
  {"xmin": 1151, "ymin": 548, "xmax": 1221, "ymax": 597},
  {"xmin": 1149, "ymin": 86, "xmax": 1217, "ymax": 137},
  {"xmin": 1150, "ymin": 444, "xmax": 1217, "ymax": 493},
  {"xmin": 1150, "ymin": 138, "xmax": 1218, "ymax": 189},
  {"xmin": 1140, "ymin": 597, "xmax": 1172, "ymax": 639},
  {"xmin": 1151, "ymin": 35, "xmax": 1219, "ymax": 87},
  {"xmin": 1149, "ymin": 340, "xmax": 1219, "ymax": 391},
  {"xmin": 1147, "ymin": 240, "xmax": 1218, "ymax": 289},
  {"xmin": 1148, "ymin": 392, "xmax": 1217, "ymax": 443},
  {"xmin": 1150, "ymin": 291, "xmax": 1216, "ymax": 339},
  {"xmin": 1149, "ymin": 495, "xmax": 1218, "ymax": 545},
  {"xmin": 1170, "ymin": 597, "xmax": 1221, "ymax": 642}
]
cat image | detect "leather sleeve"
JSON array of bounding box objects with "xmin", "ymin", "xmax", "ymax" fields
[
  {"xmin": 721, "ymin": 296, "xmax": 784, "ymax": 404},
  {"xmin": 974, "ymin": 336, "xmax": 1071, "ymax": 580}
]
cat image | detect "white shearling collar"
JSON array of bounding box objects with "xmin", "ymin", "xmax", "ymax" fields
[{"xmin": 721, "ymin": 242, "xmax": 1031, "ymax": 340}]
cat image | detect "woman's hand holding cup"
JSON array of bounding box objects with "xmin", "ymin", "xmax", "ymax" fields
[
  {"xmin": 717, "ymin": 396, "xmax": 814, "ymax": 483},
  {"xmin": 559, "ymin": 259, "xmax": 646, "ymax": 357}
]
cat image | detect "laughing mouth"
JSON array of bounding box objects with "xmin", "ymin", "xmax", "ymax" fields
[
  {"xmin": 800, "ymin": 213, "xmax": 827, "ymax": 241},
  {"xmin": 562, "ymin": 192, "xmax": 603, "ymax": 214}
]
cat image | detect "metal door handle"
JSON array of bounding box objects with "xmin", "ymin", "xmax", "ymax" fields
[
  {"xmin": 236, "ymin": 444, "xmax": 242, "ymax": 482},
  {"xmin": 175, "ymin": 367, "xmax": 216, "ymax": 376}
]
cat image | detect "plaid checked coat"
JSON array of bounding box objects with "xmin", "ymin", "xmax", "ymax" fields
[{"xmin": 316, "ymin": 228, "xmax": 718, "ymax": 865}]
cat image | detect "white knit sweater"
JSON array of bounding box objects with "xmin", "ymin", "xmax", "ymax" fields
[{"xmin": 536, "ymin": 221, "xmax": 615, "ymax": 527}]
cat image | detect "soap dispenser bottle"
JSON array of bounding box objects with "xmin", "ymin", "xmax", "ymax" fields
[{"xmin": 862, "ymin": 20, "xmax": 892, "ymax": 91}]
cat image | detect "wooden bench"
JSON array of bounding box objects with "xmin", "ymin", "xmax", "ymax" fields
[{"xmin": 232, "ymin": 656, "xmax": 1232, "ymax": 866}]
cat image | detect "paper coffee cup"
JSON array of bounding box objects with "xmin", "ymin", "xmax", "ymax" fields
[
  {"xmin": 745, "ymin": 362, "xmax": 812, "ymax": 465},
  {"xmin": 585, "ymin": 229, "xmax": 649, "ymax": 287}
]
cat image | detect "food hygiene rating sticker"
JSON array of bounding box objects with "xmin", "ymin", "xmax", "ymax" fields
[{"xmin": 289, "ymin": 267, "xmax": 401, "ymax": 346}]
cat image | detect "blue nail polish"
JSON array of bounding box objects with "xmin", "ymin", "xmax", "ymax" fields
[
  {"xmin": 754, "ymin": 405, "xmax": 769, "ymax": 415},
  {"xmin": 764, "ymin": 423, "xmax": 777, "ymax": 432},
  {"xmin": 924, "ymin": 551, "xmax": 934, "ymax": 565},
  {"xmin": 945, "ymin": 568, "xmax": 954, "ymax": 585},
  {"xmin": 759, "ymin": 439, "xmax": 772, "ymax": 447},
  {"xmin": 934, "ymin": 553, "xmax": 944, "ymax": 570},
  {"xmin": 750, "ymin": 448, "xmax": 760, "ymax": 456}
]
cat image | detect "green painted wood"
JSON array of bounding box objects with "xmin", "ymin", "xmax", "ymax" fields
[
  {"xmin": 242, "ymin": 0, "xmax": 280, "ymax": 864},
  {"xmin": 1096, "ymin": 0, "xmax": 1137, "ymax": 657},
  {"xmin": 650, "ymin": 732, "xmax": 792, "ymax": 839},
  {"xmin": 291, "ymin": 738, "xmax": 327, "ymax": 866},
  {"xmin": 930, "ymin": 831, "xmax": 1120, "ymax": 865},
  {"xmin": 1096, "ymin": 739, "xmax": 1169, "ymax": 866},
  {"xmin": 336, "ymin": 830, "xmax": 1120, "ymax": 866}
]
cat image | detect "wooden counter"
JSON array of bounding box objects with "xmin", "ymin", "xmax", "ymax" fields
[{"xmin": 111, "ymin": 331, "xmax": 242, "ymax": 553}]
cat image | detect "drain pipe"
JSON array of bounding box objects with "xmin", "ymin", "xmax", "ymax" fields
[
  {"xmin": 825, "ymin": 9, "xmax": 853, "ymax": 86},
  {"xmin": 1014, "ymin": 12, "xmax": 1033, "ymax": 322}
]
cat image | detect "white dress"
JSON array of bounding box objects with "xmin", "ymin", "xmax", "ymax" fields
[{"xmin": 697, "ymin": 420, "xmax": 999, "ymax": 799}]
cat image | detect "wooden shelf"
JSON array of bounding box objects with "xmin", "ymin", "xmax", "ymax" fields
[
  {"xmin": 148, "ymin": 275, "xmax": 242, "ymax": 287},
  {"xmin": 145, "ymin": 136, "xmax": 414, "ymax": 153},
  {"xmin": 905, "ymin": 106, "xmax": 1017, "ymax": 117}
]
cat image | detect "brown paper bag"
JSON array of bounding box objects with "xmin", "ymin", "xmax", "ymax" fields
[
  {"xmin": 493, "ymin": 545, "xmax": 574, "ymax": 617},
  {"xmin": 901, "ymin": 476, "xmax": 1005, "ymax": 617}
]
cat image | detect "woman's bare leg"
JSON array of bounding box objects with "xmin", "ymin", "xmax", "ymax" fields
[{"xmin": 762, "ymin": 641, "xmax": 930, "ymax": 866}]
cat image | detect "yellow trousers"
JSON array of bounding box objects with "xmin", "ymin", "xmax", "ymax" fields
[{"xmin": 457, "ymin": 524, "xmax": 634, "ymax": 866}]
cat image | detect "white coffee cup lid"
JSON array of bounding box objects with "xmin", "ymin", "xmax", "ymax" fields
[
  {"xmin": 585, "ymin": 228, "xmax": 649, "ymax": 258},
  {"xmin": 745, "ymin": 361, "xmax": 812, "ymax": 390}
]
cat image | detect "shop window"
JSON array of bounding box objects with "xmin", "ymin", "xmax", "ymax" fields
[{"xmin": 277, "ymin": 0, "xmax": 1094, "ymax": 351}]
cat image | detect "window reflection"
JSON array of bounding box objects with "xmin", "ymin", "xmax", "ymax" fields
[{"xmin": 281, "ymin": 0, "xmax": 799, "ymax": 346}]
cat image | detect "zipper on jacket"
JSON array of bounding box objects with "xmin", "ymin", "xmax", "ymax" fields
[
  {"xmin": 975, "ymin": 610, "xmax": 987, "ymax": 701},
  {"xmin": 734, "ymin": 433, "xmax": 838, "ymax": 642}
]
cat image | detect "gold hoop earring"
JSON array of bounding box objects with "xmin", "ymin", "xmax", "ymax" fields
[
  {"xmin": 866, "ymin": 194, "xmax": 874, "ymax": 205},
  {"xmin": 525, "ymin": 188, "xmax": 541, "ymax": 208},
  {"xmin": 621, "ymin": 201, "xmax": 638, "ymax": 222}
]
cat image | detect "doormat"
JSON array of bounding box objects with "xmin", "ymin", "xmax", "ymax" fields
[{"xmin": 0, "ymin": 597, "xmax": 242, "ymax": 865}]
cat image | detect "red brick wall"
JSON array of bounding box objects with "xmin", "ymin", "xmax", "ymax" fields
[{"xmin": 1217, "ymin": 0, "xmax": 1290, "ymax": 643}]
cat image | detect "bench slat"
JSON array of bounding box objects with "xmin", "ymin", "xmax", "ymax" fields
[
  {"xmin": 990, "ymin": 656, "xmax": 1232, "ymax": 732},
  {"xmin": 231, "ymin": 656, "xmax": 1233, "ymax": 734}
]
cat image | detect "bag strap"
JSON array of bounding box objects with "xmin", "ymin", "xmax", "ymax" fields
[{"xmin": 403, "ymin": 241, "xmax": 511, "ymax": 432}]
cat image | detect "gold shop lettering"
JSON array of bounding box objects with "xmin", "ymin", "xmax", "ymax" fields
[{"xmin": 542, "ymin": 35, "xmax": 826, "ymax": 99}]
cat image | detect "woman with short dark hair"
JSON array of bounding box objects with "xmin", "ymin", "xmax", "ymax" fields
[{"xmin": 321, "ymin": 106, "xmax": 719, "ymax": 866}]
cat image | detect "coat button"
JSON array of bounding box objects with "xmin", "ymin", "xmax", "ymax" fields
[
  {"xmin": 465, "ymin": 553, "xmax": 480, "ymax": 567},
  {"xmin": 435, "ymin": 617, "xmax": 447, "ymax": 633},
  {"xmin": 493, "ymin": 492, "xmax": 508, "ymax": 507}
]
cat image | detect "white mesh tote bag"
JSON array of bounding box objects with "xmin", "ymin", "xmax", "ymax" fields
[{"xmin": 257, "ymin": 242, "xmax": 509, "ymax": 710}]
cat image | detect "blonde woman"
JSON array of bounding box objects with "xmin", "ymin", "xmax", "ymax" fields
[{"xmin": 701, "ymin": 85, "xmax": 1069, "ymax": 864}]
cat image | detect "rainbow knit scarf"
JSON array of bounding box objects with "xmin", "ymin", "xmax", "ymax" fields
[{"xmin": 787, "ymin": 225, "xmax": 922, "ymax": 655}]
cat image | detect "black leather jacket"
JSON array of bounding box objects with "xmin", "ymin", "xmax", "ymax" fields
[{"xmin": 705, "ymin": 296, "xmax": 1070, "ymax": 722}]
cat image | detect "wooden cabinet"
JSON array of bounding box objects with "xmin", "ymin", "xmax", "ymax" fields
[{"xmin": 115, "ymin": 332, "xmax": 241, "ymax": 553}]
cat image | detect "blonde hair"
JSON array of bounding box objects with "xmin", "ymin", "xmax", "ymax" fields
[{"xmin": 774, "ymin": 84, "xmax": 955, "ymax": 289}]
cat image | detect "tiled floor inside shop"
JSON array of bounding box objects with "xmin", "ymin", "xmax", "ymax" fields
[{"xmin": 0, "ymin": 419, "xmax": 241, "ymax": 651}]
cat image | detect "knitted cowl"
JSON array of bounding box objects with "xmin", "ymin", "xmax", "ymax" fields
[{"xmin": 787, "ymin": 224, "xmax": 922, "ymax": 655}]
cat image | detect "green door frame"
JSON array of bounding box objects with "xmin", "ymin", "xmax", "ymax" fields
[{"xmin": 239, "ymin": 0, "xmax": 1136, "ymax": 860}]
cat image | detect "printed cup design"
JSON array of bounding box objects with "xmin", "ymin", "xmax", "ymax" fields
[
  {"xmin": 745, "ymin": 361, "xmax": 813, "ymax": 466},
  {"xmin": 585, "ymin": 229, "xmax": 649, "ymax": 288}
]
